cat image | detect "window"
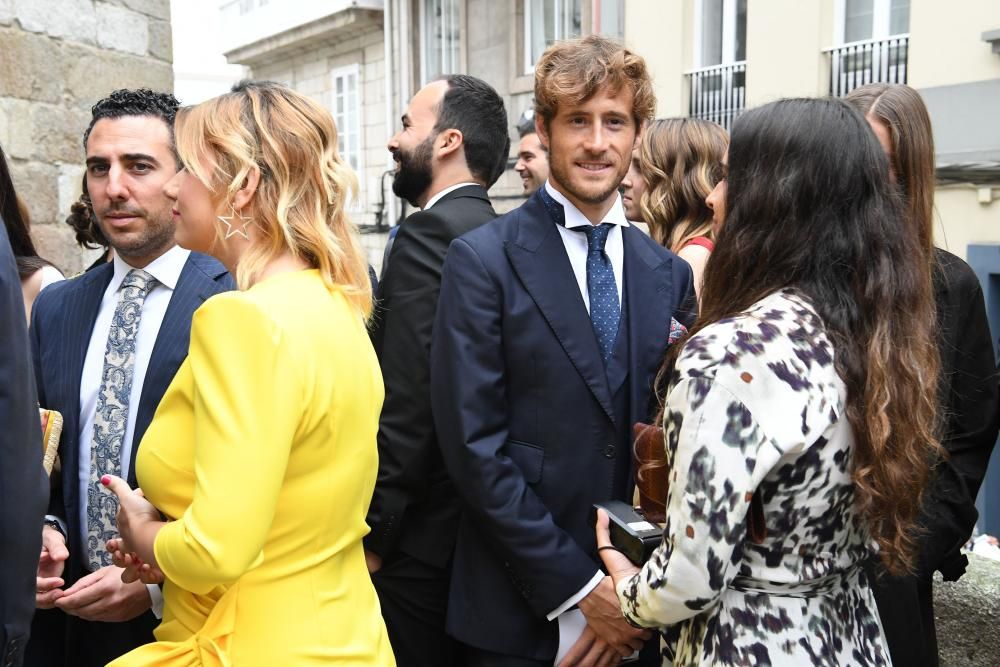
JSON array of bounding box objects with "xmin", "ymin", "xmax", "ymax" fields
[
  {"xmin": 330, "ymin": 65, "xmax": 361, "ymax": 173},
  {"xmin": 523, "ymin": 0, "xmax": 582, "ymax": 75},
  {"xmin": 593, "ymin": 0, "xmax": 625, "ymax": 40},
  {"xmin": 840, "ymin": 0, "xmax": 909, "ymax": 44},
  {"xmin": 421, "ymin": 0, "xmax": 461, "ymax": 83},
  {"xmin": 828, "ymin": 0, "xmax": 909, "ymax": 96},
  {"xmin": 695, "ymin": 0, "xmax": 746, "ymax": 68}
]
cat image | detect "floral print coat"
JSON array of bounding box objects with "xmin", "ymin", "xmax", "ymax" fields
[{"xmin": 618, "ymin": 290, "xmax": 891, "ymax": 666}]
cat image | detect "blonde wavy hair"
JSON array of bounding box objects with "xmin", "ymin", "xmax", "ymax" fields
[
  {"xmin": 638, "ymin": 118, "xmax": 728, "ymax": 250},
  {"xmin": 174, "ymin": 80, "xmax": 371, "ymax": 317}
]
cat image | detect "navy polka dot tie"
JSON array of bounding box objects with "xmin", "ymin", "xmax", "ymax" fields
[{"xmin": 577, "ymin": 223, "xmax": 621, "ymax": 363}]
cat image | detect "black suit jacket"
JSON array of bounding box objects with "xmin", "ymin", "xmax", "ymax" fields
[
  {"xmin": 366, "ymin": 184, "xmax": 497, "ymax": 567},
  {"xmin": 0, "ymin": 225, "xmax": 47, "ymax": 667},
  {"xmin": 430, "ymin": 190, "xmax": 696, "ymax": 660},
  {"xmin": 872, "ymin": 248, "xmax": 1000, "ymax": 667},
  {"xmin": 27, "ymin": 252, "xmax": 233, "ymax": 664}
]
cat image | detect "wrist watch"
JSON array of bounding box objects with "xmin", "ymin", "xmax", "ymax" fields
[{"xmin": 43, "ymin": 516, "xmax": 65, "ymax": 539}]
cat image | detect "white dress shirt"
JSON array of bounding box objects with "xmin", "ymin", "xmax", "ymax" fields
[
  {"xmin": 77, "ymin": 244, "xmax": 190, "ymax": 617},
  {"xmin": 545, "ymin": 180, "xmax": 628, "ymax": 312},
  {"xmin": 540, "ymin": 182, "xmax": 629, "ymax": 635}
]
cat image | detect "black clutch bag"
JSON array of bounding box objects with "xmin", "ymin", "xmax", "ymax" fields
[{"xmin": 591, "ymin": 500, "xmax": 664, "ymax": 565}]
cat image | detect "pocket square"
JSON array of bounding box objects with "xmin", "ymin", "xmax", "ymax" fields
[{"xmin": 667, "ymin": 317, "xmax": 688, "ymax": 346}]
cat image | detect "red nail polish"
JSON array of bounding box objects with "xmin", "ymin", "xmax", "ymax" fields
[{"xmin": 101, "ymin": 475, "xmax": 111, "ymax": 486}]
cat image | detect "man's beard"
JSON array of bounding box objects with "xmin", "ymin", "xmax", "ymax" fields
[{"xmin": 392, "ymin": 137, "xmax": 435, "ymax": 207}]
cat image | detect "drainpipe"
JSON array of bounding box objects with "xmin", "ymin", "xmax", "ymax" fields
[{"xmin": 383, "ymin": 0, "xmax": 398, "ymax": 228}]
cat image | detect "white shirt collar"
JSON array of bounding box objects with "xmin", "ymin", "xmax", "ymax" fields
[
  {"xmin": 109, "ymin": 244, "xmax": 191, "ymax": 294},
  {"xmin": 544, "ymin": 180, "xmax": 630, "ymax": 230},
  {"xmin": 423, "ymin": 182, "xmax": 479, "ymax": 211}
]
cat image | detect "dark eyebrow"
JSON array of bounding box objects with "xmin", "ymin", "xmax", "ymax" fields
[
  {"xmin": 123, "ymin": 153, "xmax": 160, "ymax": 164},
  {"xmin": 86, "ymin": 153, "xmax": 160, "ymax": 165},
  {"xmin": 401, "ymin": 114, "xmax": 410, "ymax": 125}
]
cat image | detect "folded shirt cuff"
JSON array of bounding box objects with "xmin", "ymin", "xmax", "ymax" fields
[
  {"xmin": 147, "ymin": 583, "xmax": 164, "ymax": 619},
  {"xmin": 546, "ymin": 570, "xmax": 604, "ymax": 621}
]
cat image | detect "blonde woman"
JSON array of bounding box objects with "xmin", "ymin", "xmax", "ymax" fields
[
  {"xmin": 621, "ymin": 118, "xmax": 728, "ymax": 301},
  {"xmin": 101, "ymin": 81, "xmax": 394, "ymax": 665}
]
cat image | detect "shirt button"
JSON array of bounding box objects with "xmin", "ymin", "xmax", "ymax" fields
[{"xmin": 603, "ymin": 445, "xmax": 616, "ymax": 458}]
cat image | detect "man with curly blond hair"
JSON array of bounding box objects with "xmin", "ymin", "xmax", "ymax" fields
[{"xmin": 431, "ymin": 36, "xmax": 696, "ymax": 666}]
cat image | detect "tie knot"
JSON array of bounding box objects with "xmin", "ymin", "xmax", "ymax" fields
[
  {"xmin": 578, "ymin": 223, "xmax": 614, "ymax": 255},
  {"xmin": 121, "ymin": 269, "xmax": 157, "ymax": 295}
]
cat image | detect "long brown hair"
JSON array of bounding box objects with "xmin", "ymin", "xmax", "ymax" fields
[
  {"xmin": 844, "ymin": 83, "xmax": 936, "ymax": 260},
  {"xmin": 638, "ymin": 118, "xmax": 728, "ymax": 250},
  {"xmin": 659, "ymin": 98, "xmax": 940, "ymax": 576}
]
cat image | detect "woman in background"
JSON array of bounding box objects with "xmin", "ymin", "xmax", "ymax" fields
[
  {"xmin": 620, "ymin": 118, "xmax": 727, "ymax": 301},
  {"xmin": 65, "ymin": 174, "xmax": 113, "ymax": 269},
  {"xmin": 597, "ymin": 98, "xmax": 940, "ymax": 665},
  {"xmin": 103, "ymin": 80, "xmax": 394, "ymax": 666},
  {"xmin": 846, "ymin": 82, "xmax": 1000, "ymax": 667},
  {"xmin": 0, "ymin": 143, "xmax": 63, "ymax": 320}
]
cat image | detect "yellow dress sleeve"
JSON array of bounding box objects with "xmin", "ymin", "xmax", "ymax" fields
[{"xmin": 153, "ymin": 293, "xmax": 302, "ymax": 595}]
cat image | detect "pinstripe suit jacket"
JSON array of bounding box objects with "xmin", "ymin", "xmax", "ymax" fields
[{"xmin": 29, "ymin": 252, "xmax": 234, "ymax": 585}]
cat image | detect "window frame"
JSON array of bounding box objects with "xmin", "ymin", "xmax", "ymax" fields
[
  {"xmin": 522, "ymin": 0, "xmax": 584, "ymax": 76},
  {"xmin": 693, "ymin": 0, "xmax": 746, "ymax": 69},
  {"xmin": 834, "ymin": 0, "xmax": 910, "ymax": 45},
  {"xmin": 419, "ymin": 0, "xmax": 465, "ymax": 85},
  {"xmin": 329, "ymin": 63, "xmax": 364, "ymax": 203}
]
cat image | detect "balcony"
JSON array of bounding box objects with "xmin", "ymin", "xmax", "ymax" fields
[
  {"xmin": 824, "ymin": 35, "xmax": 909, "ymax": 97},
  {"xmin": 685, "ymin": 61, "xmax": 746, "ymax": 132}
]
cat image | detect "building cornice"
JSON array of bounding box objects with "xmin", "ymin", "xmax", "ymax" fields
[{"xmin": 224, "ymin": 8, "xmax": 383, "ymax": 67}]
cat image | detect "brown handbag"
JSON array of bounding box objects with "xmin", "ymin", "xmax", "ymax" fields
[{"xmin": 632, "ymin": 422, "xmax": 767, "ymax": 544}]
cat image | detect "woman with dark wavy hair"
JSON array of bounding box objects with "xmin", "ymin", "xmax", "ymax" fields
[
  {"xmin": 65, "ymin": 174, "xmax": 113, "ymax": 270},
  {"xmin": 846, "ymin": 82, "xmax": 1000, "ymax": 667},
  {"xmin": 595, "ymin": 97, "xmax": 940, "ymax": 664}
]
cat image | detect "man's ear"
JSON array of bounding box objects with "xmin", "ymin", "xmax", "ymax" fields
[
  {"xmin": 535, "ymin": 115, "xmax": 550, "ymax": 151},
  {"xmin": 436, "ymin": 128, "xmax": 464, "ymax": 159},
  {"xmin": 232, "ymin": 167, "xmax": 261, "ymax": 213}
]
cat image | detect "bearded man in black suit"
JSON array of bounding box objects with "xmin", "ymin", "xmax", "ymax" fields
[{"xmin": 364, "ymin": 74, "xmax": 510, "ymax": 667}]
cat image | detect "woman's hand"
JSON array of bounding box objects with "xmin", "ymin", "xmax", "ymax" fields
[
  {"xmin": 105, "ymin": 537, "xmax": 166, "ymax": 585},
  {"xmin": 101, "ymin": 475, "xmax": 165, "ymax": 577},
  {"xmin": 594, "ymin": 509, "xmax": 641, "ymax": 588}
]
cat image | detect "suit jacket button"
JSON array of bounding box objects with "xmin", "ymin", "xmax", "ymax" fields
[{"xmin": 603, "ymin": 445, "xmax": 615, "ymax": 458}]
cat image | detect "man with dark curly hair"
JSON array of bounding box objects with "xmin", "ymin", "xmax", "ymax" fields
[{"xmin": 26, "ymin": 89, "xmax": 234, "ymax": 667}]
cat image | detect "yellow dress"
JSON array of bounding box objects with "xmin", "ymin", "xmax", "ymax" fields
[{"xmin": 110, "ymin": 270, "xmax": 394, "ymax": 666}]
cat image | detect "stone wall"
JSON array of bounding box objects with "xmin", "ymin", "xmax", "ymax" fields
[
  {"xmin": 0, "ymin": 0, "xmax": 173, "ymax": 274},
  {"xmin": 936, "ymin": 553, "xmax": 1000, "ymax": 666}
]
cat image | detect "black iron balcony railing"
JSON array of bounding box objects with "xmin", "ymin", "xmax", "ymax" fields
[
  {"xmin": 686, "ymin": 61, "xmax": 746, "ymax": 131},
  {"xmin": 825, "ymin": 35, "xmax": 909, "ymax": 97}
]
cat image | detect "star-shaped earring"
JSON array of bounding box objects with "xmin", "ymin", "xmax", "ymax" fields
[{"xmin": 218, "ymin": 205, "xmax": 253, "ymax": 240}]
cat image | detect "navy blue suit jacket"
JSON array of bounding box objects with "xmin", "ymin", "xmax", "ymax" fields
[
  {"xmin": 0, "ymin": 224, "xmax": 47, "ymax": 667},
  {"xmin": 30, "ymin": 252, "xmax": 234, "ymax": 585},
  {"xmin": 430, "ymin": 191, "xmax": 696, "ymax": 660}
]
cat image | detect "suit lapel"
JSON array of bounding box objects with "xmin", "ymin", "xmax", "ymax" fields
[
  {"xmin": 129, "ymin": 255, "xmax": 226, "ymax": 483},
  {"xmin": 623, "ymin": 227, "xmax": 673, "ymax": 425},
  {"xmin": 58, "ymin": 265, "xmax": 113, "ymax": 530},
  {"xmin": 505, "ymin": 196, "xmax": 614, "ymax": 421}
]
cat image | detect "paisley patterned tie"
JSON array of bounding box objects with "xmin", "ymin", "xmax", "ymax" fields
[
  {"xmin": 577, "ymin": 223, "xmax": 621, "ymax": 363},
  {"xmin": 86, "ymin": 268, "xmax": 158, "ymax": 570}
]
